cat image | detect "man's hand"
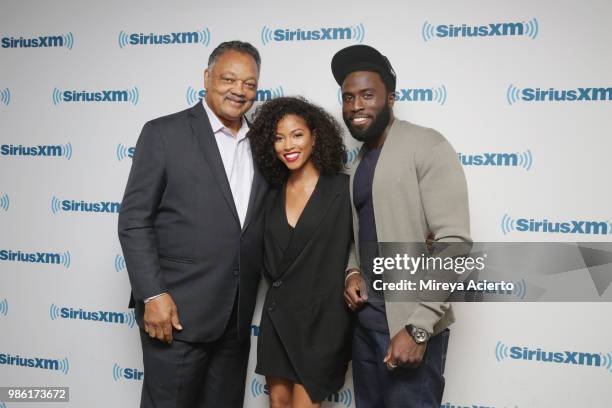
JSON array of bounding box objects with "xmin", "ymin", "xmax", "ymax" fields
[
  {"xmin": 143, "ymin": 293, "xmax": 183, "ymax": 343},
  {"xmin": 383, "ymin": 328, "xmax": 427, "ymax": 369},
  {"xmin": 344, "ymin": 271, "xmax": 368, "ymax": 312}
]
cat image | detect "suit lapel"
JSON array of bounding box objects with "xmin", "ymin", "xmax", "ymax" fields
[
  {"xmin": 188, "ymin": 103, "xmax": 240, "ymax": 226},
  {"xmin": 241, "ymin": 164, "xmax": 265, "ymax": 234},
  {"xmin": 276, "ymin": 174, "xmax": 340, "ymax": 275}
]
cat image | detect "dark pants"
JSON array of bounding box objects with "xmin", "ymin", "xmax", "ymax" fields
[
  {"xmin": 352, "ymin": 323, "xmax": 449, "ymax": 408},
  {"xmin": 139, "ymin": 300, "xmax": 249, "ymax": 408}
]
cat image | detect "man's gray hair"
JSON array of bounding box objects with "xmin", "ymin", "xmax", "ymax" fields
[{"xmin": 208, "ymin": 41, "xmax": 261, "ymax": 71}]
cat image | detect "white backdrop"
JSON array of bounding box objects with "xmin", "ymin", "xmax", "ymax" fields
[{"xmin": 1, "ymin": 0, "xmax": 611, "ymax": 407}]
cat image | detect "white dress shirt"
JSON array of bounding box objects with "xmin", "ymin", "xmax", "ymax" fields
[{"xmin": 202, "ymin": 98, "xmax": 254, "ymax": 227}]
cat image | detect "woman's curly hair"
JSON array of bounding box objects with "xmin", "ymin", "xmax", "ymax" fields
[{"xmin": 248, "ymin": 96, "xmax": 346, "ymax": 185}]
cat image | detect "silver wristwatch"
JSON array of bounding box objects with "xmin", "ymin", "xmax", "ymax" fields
[{"xmin": 405, "ymin": 324, "xmax": 430, "ymax": 344}]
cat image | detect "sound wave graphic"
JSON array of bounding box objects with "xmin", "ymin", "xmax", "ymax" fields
[
  {"xmin": 185, "ymin": 86, "xmax": 203, "ymax": 105},
  {"xmin": 125, "ymin": 310, "xmax": 136, "ymax": 328},
  {"xmin": 63, "ymin": 143, "xmax": 73, "ymax": 160},
  {"xmin": 115, "ymin": 254, "xmax": 126, "ymax": 272},
  {"xmin": 0, "ymin": 88, "xmax": 11, "ymax": 106},
  {"xmin": 113, "ymin": 363, "xmax": 124, "ymax": 381},
  {"xmin": 116, "ymin": 143, "xmax": 129, "ymax": 161},
  {"xmin": 118, "ymin": 30, "xmax": 129, "ymax": 49},
  {"xmin": 344, "ymin": 147, "xmax": 360, "ymax": 165},
  {"xmin": 501, "ymin": 214, "xmax": 516, "ymax": 235},
  {"xmin": 0, "ymin": 298, "xmax": 8, "ymax": 316},
  {"xmin": 60, "ymin": 251, "xmax": 71, "ymax": 269},
  {"xmin": 260, "ymin": 26, "xmax": 273, "ymax": 45},
  {"xmin": 51, "ymin": 196, "xmax": 62, "ymax": 214},
  {"xmin": 52, "ymin": 87, "xmax": 62, "ymax": 105},
  {"xmin": 524, "ymin": 18, "xmax": 540, "ymax": 39},
  {"xmin": 601, "ymin": 352, "xmax": 612, "ymax": 373},
  {"xmin": 270, "ymin": 86, "xmax": 284, "ymax": 99},
  {"xmin": 250, "ymin": 377, "xmax": 266, "ymax": 397},
  {"xmin": 422, "ymin": 21, "xmax": 435, "ymax": 42},
  {"xmin": 0, "ymin": 193, "xmax": 9, "ymax": 212},
  {"xmin": 514, "ymin": 279, "xmax": 527, "ymax": 300},
  {"xmin": 328, "ymin": 389, "xmax": 353, "ymax": 407},
  {"xmin": 433, "ymin": 85, "xmax": 448, "ymax": 105},
  {"xmin": 49, "ymin": 303, "xmax": 61, "ymax": 320},
  {"xmin": 506, "ymin": 84, "xmax": 521, "ymax": 105},
  {"xmin": 199, "ymin": 28, "xmax": 211, "ymax": 46},
  {"xmin": 62, "ymin": 32, "xmax": 74, "ymax": 50},
  {"xmin": 495, "ymin": 341, "xmax": 509, "ymax": 362},
  {"xmin": 351, "ymin": 23, "xmax": 365, "ymax": 43},
  {"xmin": 517, "ymin": 149, "xmax": 533, "ymax": 170},
  {"xmin": 128, "ymin": 87, "xmax": 139, "ymax": 105},
  {"xmin": 58, "ymin": 358, "xmax": 70, "ymax": 375}
]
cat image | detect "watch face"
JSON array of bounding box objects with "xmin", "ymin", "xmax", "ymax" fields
[{"xmin": 414, "ymin": 329, "xmax": 428, "ymax": 343}]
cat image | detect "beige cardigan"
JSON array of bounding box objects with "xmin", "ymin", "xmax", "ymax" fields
[{"xmin": 346, "ymin": 117, "xmax": 471, "ymax": 337}]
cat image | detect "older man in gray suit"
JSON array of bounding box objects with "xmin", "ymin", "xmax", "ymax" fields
[{"xmin": 333, "ymin": 45, "xmax": 471, "ymax": 407}]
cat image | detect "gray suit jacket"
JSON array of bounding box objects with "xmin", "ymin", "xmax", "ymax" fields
[{"xmin": 347, "ymin": 117, "xmax": 471, "ymax": 337}]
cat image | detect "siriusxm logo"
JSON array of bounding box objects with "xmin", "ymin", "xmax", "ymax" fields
[
  {"xmin": 250, "ymin": 377, "xmax": 269, "ymax": 397},
  {"xmin": 337, "ymin": 85, "xmax": 446, "ymax": 105},
  {"xmin": 261, "ymin": 23, "xmax": 365, "ymax": 45},
  {"xmin": 325, "ymin": 388, "xmax": 353, "ymax": 407},
  {"xmin": 251, "ymin": 377, "xmax": 352, "ymax": 406},
  {"xmin": 116, "ymin": 144, "xmax": 135, "ymax": 162},
  {"xmin": 51, "ymin": 196, "xmax": 121, "ymax": 214},
  {"xmin": 1, "ymin": 143, "xmax": 72, "ymax": 159},
  {"xmin": 507, "ymin": 84, "xmax": 612, "ymax": 105},
  {"xmin": 496, "ymin": 341, "xmax": 612, "ymax": 373},
  {"xmin": 2, "ymin": 32, "xmax": 74, "ymax": 49},
  {"xmin": 458, "ymin": 150, "xmax": 533, "ymax": 170},
  {"xmin": 0, "ymin": 88, "xmax": 10, "ymax": 106},
  {"xmin": 118, "ymin": 28, "xmax": 211, "ymax": 48},
  {"xmin": 50, "ymin": 303, "xmax": 136, "ymax": 328},
  {"xmin": 52, "ymin": 87, "xmax": 139, "ymax": 105},
  {"xmin": 0, "ymin": 193, "xmax": 9, "ymax": 212},
  {"xmin": 112, "ymin": 363, "xmax": 144, "ymax": 381},
  {"xmin": 0, "ymin": 352, "xmax": 69, "ymax": 375},
  {"xmin": 185, "ymin": 86, "xmax": 284, "ymax": 105},
  {"xmin": 396, "ymin": 85, "xmax": 447, "ymax": 105},
  {"xmin": 422, "ymin": 18, "xmax": 538, "ymax": 42},
  {"xmin": 0, "ymin": 249, "xmax": 71, "ymax": 268},
  {"xmin": 501, "ymin": 214, "xmax": 611, "ymax": 235},
  {"xmin": 513, "ymin": 279, "xmax": 527, "ymax": 301},
  {"xmin": 345, "ymin": 147, "xmax": 360, "ymax": 165},
  {"xmin": 0, "ymin": 298, "xmax": 8, "ymax": 316},
  {"xmin": 114, "ymin": 255, "xmax": 126, "ymax": 273}
]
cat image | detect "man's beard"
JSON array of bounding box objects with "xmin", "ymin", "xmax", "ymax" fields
[{"xmin": 344, "ymin": 102, "xmax": 392, "ymax": 143}]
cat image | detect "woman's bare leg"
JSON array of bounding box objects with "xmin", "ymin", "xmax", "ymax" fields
[{"xmin": 267, "ymin": 376, "xmax": 293, "ymax": 408}]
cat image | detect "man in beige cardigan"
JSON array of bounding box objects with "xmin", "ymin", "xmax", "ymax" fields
[{"xmin": 332, "ymin": 45, "xmax": 471, "ymax": 407}]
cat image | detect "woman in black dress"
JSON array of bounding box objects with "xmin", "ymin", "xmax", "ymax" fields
[{"xmin": 249, "ymin": 97, "xmax": 353, "ymax": 407}]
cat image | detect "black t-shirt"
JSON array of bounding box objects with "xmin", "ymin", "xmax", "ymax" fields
[{"xmin": 353, "ymin": 147, "xmax": 389, "ymax": 333}]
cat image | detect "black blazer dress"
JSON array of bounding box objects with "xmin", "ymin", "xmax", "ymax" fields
[{"xmin": 255, "ymin": 172, "xmax": 353, "ymax": 402}]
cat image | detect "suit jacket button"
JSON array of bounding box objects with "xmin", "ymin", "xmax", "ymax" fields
[
  {"xmin": 233, "ymin": 269, "xmax": 239, "ymax": 276},
  {"xmin": 268, "ymin": 302, "xmax": 276, "ymax": 312},
  {"xmin": 272, "ymin": 280, "xmax": 282, "ymax": 288}
]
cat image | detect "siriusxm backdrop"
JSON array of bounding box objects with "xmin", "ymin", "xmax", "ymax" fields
[{"xmin": 1, "ymin": 0, "xmax": 611, "ymax": 407}]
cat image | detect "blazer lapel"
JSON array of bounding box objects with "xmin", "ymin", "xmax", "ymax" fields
[
  {"xmin": 276, "ymin": 174, "xmax": 340, "ymax": 275},
  {"xmin": 241, "ymin": 164, "xmax": 266, "ymax": 234},
  {"xmin": 188, "ymin": 103, "xmax": 240, "ymax": 226}
]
